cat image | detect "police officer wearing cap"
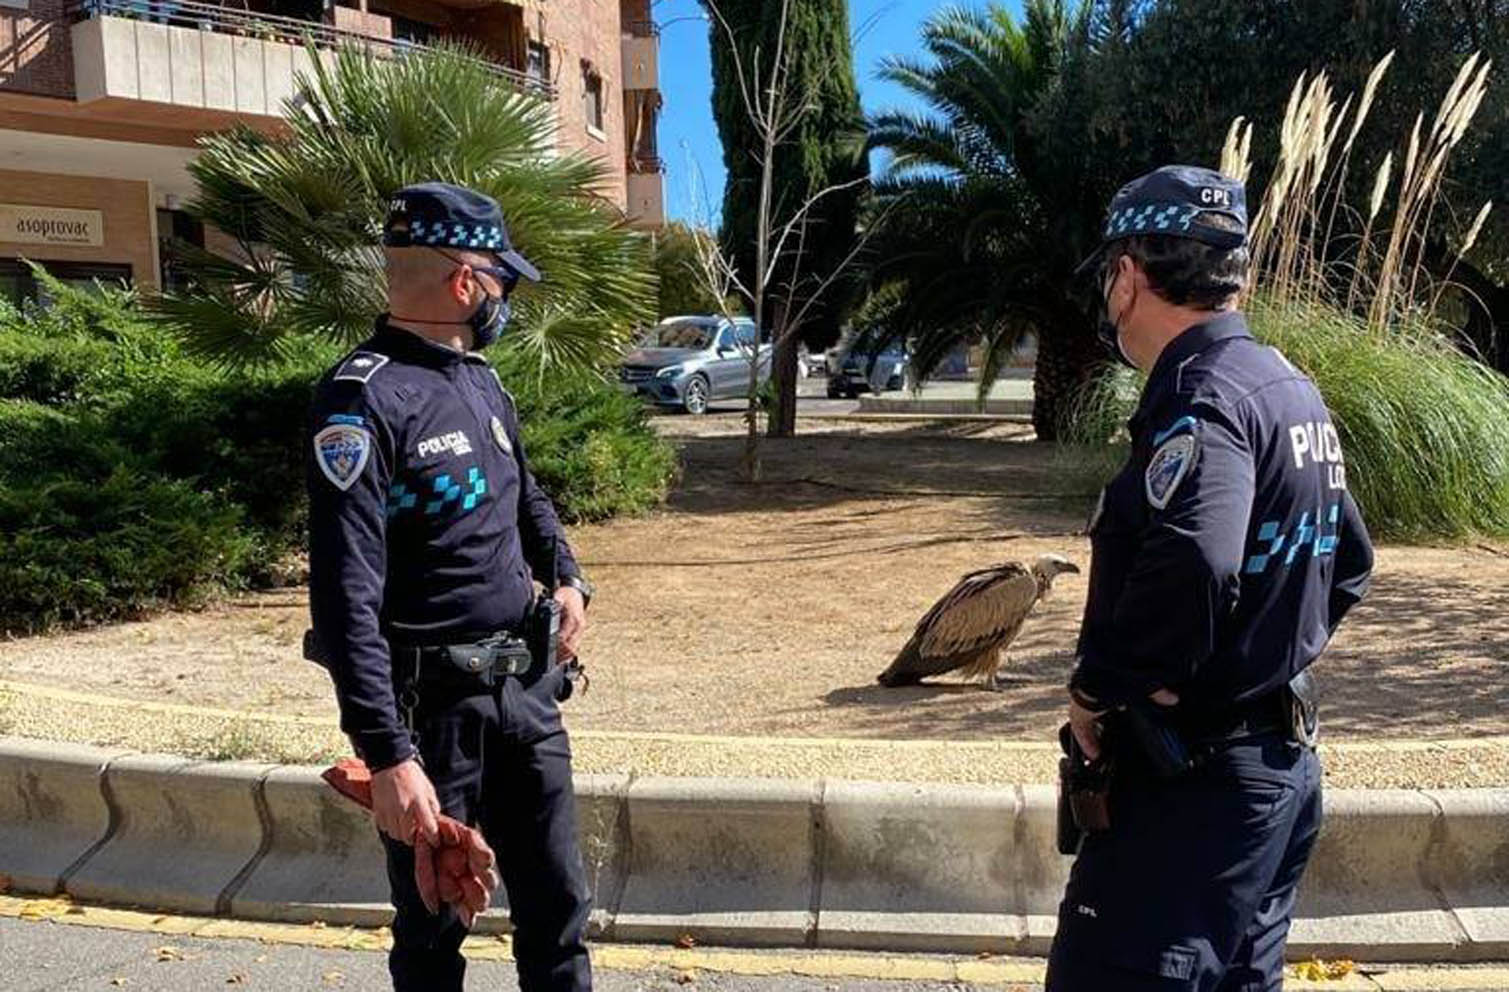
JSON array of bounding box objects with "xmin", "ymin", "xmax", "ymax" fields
[
  {"xmin": 306, "ymin": 182, "xmax": 595, "ymax": 992},
  {"xmin": 1045, "ymin": 166, "xmax": 1374, "ymax": 991}
]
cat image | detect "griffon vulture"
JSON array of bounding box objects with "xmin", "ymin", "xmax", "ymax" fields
[{"xmin": 876, "ymin": 553, "xmax": 1080, "ymax": 690}]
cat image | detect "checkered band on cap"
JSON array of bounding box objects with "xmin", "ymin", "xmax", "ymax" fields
[
  {"xmin": 404, "ymin": 219, "xmax": 507, "ymax": 251},
  {"xmin": 1102, "ymin": 201, "xmax": 1204, "ymax": 239}
]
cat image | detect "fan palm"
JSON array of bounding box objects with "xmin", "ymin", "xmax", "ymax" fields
[
  {"xmin": 151, "ymin": 43, "xmax": 655, "ymax": 372},
  {"xmin": 864, "ymin": 0, "xmax": 1112, "ymax": 439}
]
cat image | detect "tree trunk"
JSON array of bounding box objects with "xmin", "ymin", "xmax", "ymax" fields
[
  {"xmin": 1032, "ymin": 321, "xmax": 1106, "ymax": 442},
  {"xmin": 767, "ymin": 333, "xmax": 800, "ymax": 437}
]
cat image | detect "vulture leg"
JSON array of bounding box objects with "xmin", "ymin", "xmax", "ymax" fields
[{"xmin": 983, "ymin": 648, "xmax": 1009, "ymax": 691}]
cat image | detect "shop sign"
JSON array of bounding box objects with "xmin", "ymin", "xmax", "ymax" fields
[{"xmin": 0, "ymin": 204, "xmax": 105, "ymax": 247}]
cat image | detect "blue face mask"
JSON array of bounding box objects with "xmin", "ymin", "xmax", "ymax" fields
[{"xmin": 468, "ymin": 289, "xmax": 510, "ymax": 350}]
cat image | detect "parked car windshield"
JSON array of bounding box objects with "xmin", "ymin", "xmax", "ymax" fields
[{"xmin": 647, "ymin": 320, "xmax": 717, "ymax": 350}]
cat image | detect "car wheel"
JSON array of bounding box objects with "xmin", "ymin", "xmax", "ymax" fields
[
  {"xmin": 826, "ymin": 379, "xmax": 843, "ymax": 399},
  {"xmin": 887, "ymin": 375, "xmax": 903, "ymax": 392},
  {"xmin": 682, "ymin": 375, "xmax": 710, "ymax": 415}
]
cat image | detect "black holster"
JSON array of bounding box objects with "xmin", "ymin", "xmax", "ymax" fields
[{"xmin": 1057, "ymin": 723, "xmax": 1113, "ymax": 854}]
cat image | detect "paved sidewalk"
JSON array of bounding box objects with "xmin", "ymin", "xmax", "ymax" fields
[{"xmin": 5, "ymin": 899, "xmax": 1509, "ymax": 991}]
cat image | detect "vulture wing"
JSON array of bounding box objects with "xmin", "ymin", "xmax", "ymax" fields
[{"xmin": 877, "ymin": 563, "xmax": 1040, "ymax": 685}]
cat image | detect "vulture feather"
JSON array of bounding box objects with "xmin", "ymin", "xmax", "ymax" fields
[{"xmin": 876, "ymin": 553, "xmax": 1080, "ymax": 690}]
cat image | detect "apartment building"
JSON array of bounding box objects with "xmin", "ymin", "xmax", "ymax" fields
[{"xmin": 0, "ymin": 0, "xmax": 663, "ymax": 300}]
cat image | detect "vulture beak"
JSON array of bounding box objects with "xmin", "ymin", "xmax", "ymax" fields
[{"xmin": 1061, "ymin": 561, "xmax": 1081, "ymax": 574}]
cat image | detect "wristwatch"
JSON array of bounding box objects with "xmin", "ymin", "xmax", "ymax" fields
[{"xmin": 560, "ymin": 574, "xmax": 594, "ymax": 608}]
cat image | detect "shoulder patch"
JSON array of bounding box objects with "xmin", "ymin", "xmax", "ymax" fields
[
  {"xmin": 1145, "ymin": 433, "xmax": 1197, "ymax": 510},
  {"xmin": 313, "ymin": 423, "xmax": 372, "ymax": 491},
  {"xmin": 333, "ymin": 351, "xmax": 390, "ymax": 384}
]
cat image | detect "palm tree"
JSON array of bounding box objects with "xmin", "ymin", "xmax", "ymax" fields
[
  {"xmin": 152, "ymin": 44, "xmax": 655, "ymax": 372},
  {"xmin": 865, "ymin": 0, "xmax": 1116, "ymax": 440}
]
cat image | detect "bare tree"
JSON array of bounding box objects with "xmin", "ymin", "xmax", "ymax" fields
[{"xmin": 690, "ymin": 0, "xmax": 875, "ymax": 482}]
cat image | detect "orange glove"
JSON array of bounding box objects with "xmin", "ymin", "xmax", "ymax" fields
[{"xmin": 324, "ymin": 759, "xmax": 499, "ymax": 926}]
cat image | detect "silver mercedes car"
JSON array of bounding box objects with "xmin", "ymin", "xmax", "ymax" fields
[{"xmin": 618, "ymin": 315, "xmax": 771, "ymax": 414}]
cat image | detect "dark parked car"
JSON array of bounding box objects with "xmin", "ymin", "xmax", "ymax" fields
[{"xmin": 827, "ymin": 343, "xmax": 909, "ymax": 399}]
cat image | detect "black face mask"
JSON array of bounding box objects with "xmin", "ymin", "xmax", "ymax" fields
[
  {"xmin": 1098, "ymin": 267, "xmax": 1137, "ymax": 370},
  {"xmin": 468, "ymin": 289, "xmax": 510, "ymax": 350}
]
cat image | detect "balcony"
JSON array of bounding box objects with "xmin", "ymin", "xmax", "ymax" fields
[
  {"xmin": 626, "ymin": 168, "xmax": 662, "ymax": 229},
  {"xmin": 68, "ymin": 0, "xmax": 553, "ymax": 128},
  {"xmin": 621, "ymin": 20, "xmax": 657, "ymax": 91}
]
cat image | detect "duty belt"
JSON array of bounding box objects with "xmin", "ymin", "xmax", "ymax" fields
[{"xmin": 392, "ymin": 632, "xmax": 537, "ymax": 694}]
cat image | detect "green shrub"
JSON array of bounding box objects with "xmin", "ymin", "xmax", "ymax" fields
[
  {"xmin": 498, "ymin": 352, "xmax": 678, "ymax": 522},
  {"xmin": 1056, "ymin": 296, "xmax": 1509, "ymax": 541},
  {"xmin": 0, "ymin": 468, "xmax": 253, "ymax": 631},
  {"xmin": 0, "ymin": 275, "xmax": 675, "ymax": 631}
]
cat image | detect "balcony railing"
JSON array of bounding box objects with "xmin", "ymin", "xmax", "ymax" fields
[
  {"xmin": 623, "ymin": 19, "xmax": 660, "ymax": 37},
  {"xmin": 628, "ymin": 154, "xmax": 664, "ymax": 174},
  {"xmin": 69, "ymin": 0, "xmax": 556, "ymax": 100}
]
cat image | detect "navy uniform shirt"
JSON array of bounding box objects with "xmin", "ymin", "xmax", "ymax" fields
[
  {"xmin": 306, "ymin": 318, "xmax": 581, "ymax": 770},
  {"xmin": 1072, "ymin": 311, "xmax": 1374, "ymax": 710}
]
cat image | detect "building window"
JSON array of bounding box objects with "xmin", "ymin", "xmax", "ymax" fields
[
  {"xmin": 157, "ymin": 208, "xmax": 206, "ymax": 296},
  {"xmin": 582, "ymin": 65, "xmax": 604, "ymax": 135},
  {"xmin": 0, "ymin": 259, "xmax": 133, "ymax": 307},
  {"xmin": 527, "ymin": 40, "xmax": 551, "ymax": 86}
]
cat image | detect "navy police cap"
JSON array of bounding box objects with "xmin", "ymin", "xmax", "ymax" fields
[
  {"xmin": 1076, "ymin": 165, "xmax": 1247, "ymax": 276},
  {"xmin": 383, "ymin": 181, "xmax": 540, "ymax": 282}
]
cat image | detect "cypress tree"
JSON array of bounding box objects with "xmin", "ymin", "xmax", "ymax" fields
[{"xmin": 704, "ymin": 0, "xmax": 865, "ymax": 437}]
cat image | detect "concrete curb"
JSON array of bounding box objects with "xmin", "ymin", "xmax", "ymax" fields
[
  {"xmin": 228, "ymin": 765, "xmax": 390, "ymax": 926},
  {"xmin": 857, "ymin": 396, "xmax": 1034, "ymax": 417},
  {"xmin": 63, "ymin": 753, "xmax": 275, "ymax": 915},
  {"xmin": 0, "ymin": 738, "xmax": 131, "ymax": 894},
  {"xmin": 3, "ymin": 736, "xmax": 1507, "ymax": 960}
]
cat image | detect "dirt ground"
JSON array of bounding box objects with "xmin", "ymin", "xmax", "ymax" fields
[{"xmin": 2, "ymin": 411, "xmax": 1507, "ymax": 745}]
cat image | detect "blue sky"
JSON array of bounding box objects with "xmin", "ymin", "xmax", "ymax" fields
[{"xmin": 654, "ymin": 0, "xmax": 1024, "ymax": 224}]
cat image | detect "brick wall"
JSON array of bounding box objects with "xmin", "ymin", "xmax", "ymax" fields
[
  {"xmin": 0, "ymin": 169, "xmax": 158, "ymax": 289},
  {"xmin": 0, "ymin": 0, "xmax": 76, "ymax": 98},
  {"xmin": 535, "ymin": 0, "xmax": 627, "ymax": 209}
]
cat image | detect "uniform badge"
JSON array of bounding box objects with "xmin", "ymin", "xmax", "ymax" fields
[
  {"xmin": 1145, "ymin": 433, "xmax": 1196, "ymax": 510},
  {"xmin": 314, "ymin": 424, "xmax": 372, "ymax": 491},
  {"xmin": 490, "ymin": 416, "xmax": 513, "ymax": 455}
]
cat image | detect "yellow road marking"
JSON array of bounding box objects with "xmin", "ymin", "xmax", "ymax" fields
[
  {"xmin": 6, "ymin": 678, "xmax": 1509, "ymax": 753},
  {"xmin": 6, "ymin": 895, "xmax": 1509, "ymax": 988}
]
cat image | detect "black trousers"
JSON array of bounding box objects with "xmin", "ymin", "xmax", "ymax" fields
[
  {"xmin": 1046, "ymin": 735, "xmax": 1322, "ymax": 992},
  {"xmin": 380, "ymin": 664, "xmax": 592, "ymax": 992}
]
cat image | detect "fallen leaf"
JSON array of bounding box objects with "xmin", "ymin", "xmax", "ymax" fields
[
  {"xmin": 674, "ymin": 968, "xmax": 697, "ymax": 985},
  {"xmin": 19, "ymin": 897, "xmax": 73, "ymax": 921},
  {"xmin": 253, "ymin": 954, "xmax": 268, "ymax": 963},
  {"xmin": 110, "ymin": 980, "xmax": 127, "ymax": 987},
  {"xmin": 1290, "ymin": 958, "xmax": 1356, "ymax": 981},
  {"xmin": 322, "ymin": 970, "xmax": 344, "ymax": 987},
  {"xmin": 226, "ymin": 973, "xmax": 246, "ymax": 985},
  {"xmin": 675, "ymin": 933, "xmax": 697, "ymax": 949},
  {"xmin": 154, "ymin": 946, "xmax": 185, "ymax": 962},
  {"xmin": 309, "ymin": 920, "xmax": 328, "ymax": 929}
]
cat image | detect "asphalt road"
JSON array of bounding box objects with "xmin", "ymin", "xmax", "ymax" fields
[{"xmin": 2, "ymin": 918, "xmax": 1026, "ymax": 991}]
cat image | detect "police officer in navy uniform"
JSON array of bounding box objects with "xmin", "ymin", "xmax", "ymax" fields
[
  {"xmin": 306, "ymin": 183, "xmax": 595, "ymax": 992},
  {"xmin": 1046, "ymin": 166, "xmax": 1374, "ymax": 991}
]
